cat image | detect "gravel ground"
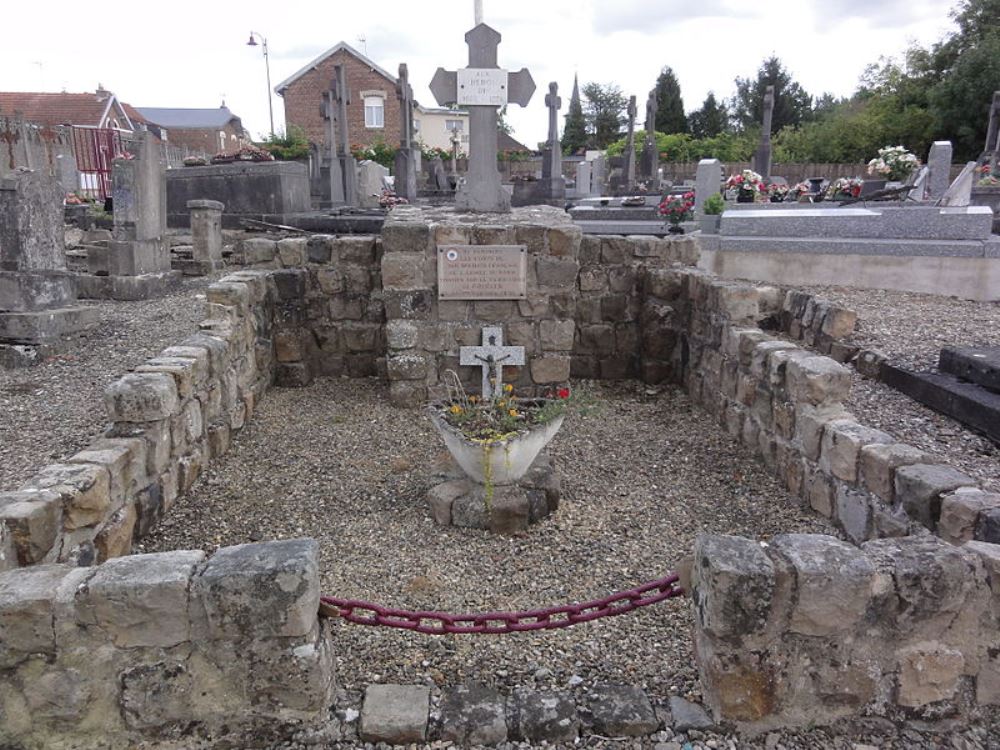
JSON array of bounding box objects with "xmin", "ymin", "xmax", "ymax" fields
[
  {"xmin": 798, "ymin": 285, "xmax": 1000, "ymax": 494},
  {"xmin": 0, "ymin": 275, "xmax": 220, "ymax": 490}
]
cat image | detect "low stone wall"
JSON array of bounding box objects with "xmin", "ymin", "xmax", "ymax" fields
[
  {"xmin": 0, "ymin": 539, "xmax": 333, "ymax": 748},
  {"xmin": 0, "ymin": 270, "xmax": 276, "ymax": 570}
]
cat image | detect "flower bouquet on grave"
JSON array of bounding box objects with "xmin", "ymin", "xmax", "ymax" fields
[
  {"xmin": 826, "ymin": 177, "xmax": 864, "ymax": 200},
  {"xmin": 767, "ymin": 183, "xmax": 790, "ymax": 202},
  {"xmin": 977, "ymin": 164, "xmax": 1000, "ymax": 187},
  {"xmin": 867, "ymin": 145, "xmax": 919, "ymax": 182},
  {"xmin": 658, "ymin": 192, "xmax": 695, "ymax": 234},
  {"xmin": 789, "ymin": 181, "xmax": 812, "ymax": 201},
  {"xmin": 725, "ymin": 169, "xmax": 763, "ymax": 202},
  {"xmin": 429, "ymin": 371, "xmax": 569, "ymax": 487}
]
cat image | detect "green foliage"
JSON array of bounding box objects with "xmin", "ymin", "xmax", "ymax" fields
[
  {"xmin": 606, "ymin": 130, "xmax": 754, "ymax": 162},
  {"xmin": 733, "ymin": 56, "xmax": 813, "ymax": 133},
  {"xmin": 654, "ymin": 66, "xmax": 687, "ymax": 134},
  {"xmin": 688, "ymin": 92, "xmax": 729, "ymax": 139},
  {"xmin": 583, "ymin": 82, "xmax": 627, "ymax": 148},
  {"xmin": 497, "ymin": 105, "xmax": 514, "ymax": 136},
  {"xmin": 702, "ymin": 193, "xmax": 725, "ymax": 215},
  {"xmin": 351, "ymin": 138, "xmax": 397, "ymax": 169},
  {"xmin": 562, "ymin": 77, "xmax": 588, "ymax": 155},
  {"xmin": 255, "ymin": 126, "xmax": 310, "ymax": 161}
]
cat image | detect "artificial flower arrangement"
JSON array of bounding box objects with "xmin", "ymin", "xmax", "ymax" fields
[
  {"xmin": 767, "ymin": 183, "xmax": 790, "ymax": 202},
  {"xmin": 977, "ymin": 164, "xmax": 1000, "ymax": 187},
  {"xmin": 658, "ymin": 192, "xmax": 695, "ymax": 228},
  {"xmin": 867, "ymin": 146, "xmax": 919, "ymax": 182},
  {"xmin": 725, "ymin": 169, "xmax": 763, "ymax": 200},
  {"xmin": 790, "ymin": 181, "xmax": 812, "ymax": 199},
  {"xmin": 439, "ymin": 376, "xmax": 571, "ymax": 444},
  {"xmin": 826, "ymin": 177, "xmax": 864, "ymax": 200}
]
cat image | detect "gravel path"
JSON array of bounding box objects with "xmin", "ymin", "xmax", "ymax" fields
[
  {"xmin": 0, "ymin": 275, "xmax": 220, "ymax": 490},
  {"xmin": 142, "ymin": 378, "xmax": 835, "ymax": 700}
]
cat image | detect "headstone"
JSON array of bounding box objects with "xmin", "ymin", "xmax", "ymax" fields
[
  {"xmin": 358, "ymin": 160, "xmax": 391, "ymax": 208},
  {"xmin": 695, "ymin": 158, "xmax": 723, "ymax": 215},
  {"xmin": 431, "ymin": 157, "xmax": 451, "ymax": 192},
  {"xmin": 108, "ymin": 131, "xmax": 169, "ymax": 277},
  {"xmin": 623, "ymin": 96, "xmax": 637, "ymax": 192},
  {"xmin": 186, "ymin": 199, "xmax": 224, "ymax": 275},
  {"xmin": 393, "ymin": 63, "xmax": 418, "ymax": 202},
  {"xmin": 639, "ymin": 89, "xmax": 658, "ymax": 184},
  {"xmin": 753, "ymin": 85, "xmax": 775, "ymax": 180},
  {"xmin": 981, "ymin": 91, "xmax": 1000, "ymax": 174},
  {"xmin": 430, "ymin": 23, "xmax": 536, "ymax": 212},
  {"xmin": 927, "ymin": 141, "xmax": 953, "ymax": 202},
  {"xmin": 321, "ymin": 86, "xmax": 346, "ymax": 206},
  {"xmin": 940, "ymin": 162, "xmax": 977, "ymax": 207},
  {"xmin": 591, "ymin": 153, "xmax": 607, "ymax": 196},
  {"xmin": 541, "ymin": 82, "xmax": 565, "ymax": 203},
  {"xmin": 576, "ymin": 161, "xmax": 593, "ymax": 197},
  {"xmin": 333, "ymin": 64, "xmax": 359, "ymax": 207},
  {"xmin": 459, "ymin": 326, "xmax": 525, "ymax": 399}
]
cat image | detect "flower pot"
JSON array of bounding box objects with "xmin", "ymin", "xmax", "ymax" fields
[
  {"xmin": 736, "ymin": 193, "xmax": 755, "ymax": 203},
  {"xmin": 428, "ymin": 404, "xmax": 565, "ymax": 486},
  {"xmin": 769, "ymin": 196, "xmax": 784, "ymax": 203},
  {"xmin": 667, "ymin": 224, "xmax": 685, "ymax": 235},
  {"xmin": 699, "ymin": 215, "xmax": 721, "ymax": 234}
]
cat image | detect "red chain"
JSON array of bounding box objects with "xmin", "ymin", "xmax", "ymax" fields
[{"xmin": 319, "ymin": 573, "xmax": 683, "ymax": 635}]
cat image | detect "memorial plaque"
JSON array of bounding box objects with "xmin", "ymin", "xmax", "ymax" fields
[
  {"xmin": 457, "ymin": 68, "xmax": 509, "ymax": 106},
  {"xmin": 438, "ymin": 244, "xmax": 527, "ymax": 300}
]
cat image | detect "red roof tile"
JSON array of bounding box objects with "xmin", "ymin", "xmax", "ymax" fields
[{"xmin": 0, "ymin": 91, "xmax": 117, "ymax": 127}]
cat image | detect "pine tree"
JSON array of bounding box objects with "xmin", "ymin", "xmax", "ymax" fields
[
  {"xmin": 653, "ymin": 66, "xmax": 687, "ymax": 133},
  {"xmin": 561, "ymin": 74, "xmax": 588, "ymax": 154},
  {"xmin": 687, "ymin": 92, "xmax": 729, "ymax": 138}
]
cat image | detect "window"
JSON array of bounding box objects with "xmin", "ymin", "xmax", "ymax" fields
[
  {"xmin": 364, "ymin": 96, "xmax": 385, "ymax": 128},
  {"xmin": 445, "ymin": 119, "xmax": 464, "ymax": 133}
]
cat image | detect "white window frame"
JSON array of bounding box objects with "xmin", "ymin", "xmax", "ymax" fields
[
  {"xmin": 445, "ymin": 119, "xmax": 464, "ymax": 133},
  {"xmin": 364, "ymin": 96, "xmax": 385, "ymax": 129}
]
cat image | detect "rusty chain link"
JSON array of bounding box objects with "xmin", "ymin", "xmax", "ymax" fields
[{"xmin": 319, "ymin": 573, "xmax": 683, "ymax": 635}]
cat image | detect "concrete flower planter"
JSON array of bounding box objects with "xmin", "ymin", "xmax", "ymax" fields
[{"xmin": 428, "ymin": 403, "xmax": 564, "ymax": 485}]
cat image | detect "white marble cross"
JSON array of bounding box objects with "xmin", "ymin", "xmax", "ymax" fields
[{"xmin": 459, "ymin": 326, "xmax": 525, "ymax": 400}]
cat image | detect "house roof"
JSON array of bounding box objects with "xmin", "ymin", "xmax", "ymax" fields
[
  {"xmin": 274, "ymin": 41, "xmax": 398, "ymax": 95},
  {"xmin": 135, "ymin": 106, "xmax": 240, "ymax": 129},
  {"xmin": 0, "ymin": 90, "xmax": 132, "ymax": 129},
  {"xmin": 499, "ymin": 131, "xmax": 530, "ymax": 153}
]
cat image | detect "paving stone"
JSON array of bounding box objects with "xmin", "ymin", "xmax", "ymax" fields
[
  {"xmin": 507, "ymin": 688, "xmax": 579, "ymax": 743},
  {"xmin": 438, "ymin": 683, "xmax": 507, "ymax": 746},
  {"xmin": 589, "ymin": 684, "xmax": 658, "ymax": 737},
  {"xmin": 360, "ymin": 684, "xmax": 430, "ymax": 744}
]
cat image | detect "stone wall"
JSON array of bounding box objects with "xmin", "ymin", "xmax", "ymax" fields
[
  {"xmin": 0, "ymin": 538, "xmax": 333, "ymax": 748},
  {"xmin": 0, "ymin": 270, "xmax": 276, "ymax": 570}
]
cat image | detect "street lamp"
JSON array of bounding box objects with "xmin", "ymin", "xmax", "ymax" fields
[{"xmin": 246, "ymin": 31, "xmax": 275, "ymax": 137}]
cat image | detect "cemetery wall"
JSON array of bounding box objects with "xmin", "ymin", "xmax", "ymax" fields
[
  {"xmin": 0, "ymin": 538, "xmax": 333, "ymax": 749},
  {"xmin": 0, "ymin": 117, "xmax": 77, "ymax": 193}
]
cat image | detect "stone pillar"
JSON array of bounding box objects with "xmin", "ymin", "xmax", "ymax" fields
[
  {"xmin": 927, "ymin": 141, "xmax": 953, "ymax": 202},
  {"xmin": 695, "ymin": 159, "xmax": 723, "ymax": 215},
  {"xmin": 186, "ymin": 199, "xmax": 225, "ymax": 275},
  {"xmin": 576, "ymin": 161, "xmax": 592, "ymax": 197}
]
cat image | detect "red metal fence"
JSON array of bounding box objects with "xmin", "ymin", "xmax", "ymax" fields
[{"xmin": 71, "ymin": 127, "xmax": 126, "ymax": 200}]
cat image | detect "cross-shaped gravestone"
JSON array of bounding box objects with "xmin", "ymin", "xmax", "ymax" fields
[
  {"xmin": 460, "ymin": 326, "xmax": 525, "ymax": 400},
  {"xmin": 332, "ymin": 64, "xmax": 359, "ymax": 206},
  {"xmin": 394, "ymin": 63, "xmax": 418, "ymax": 202},
  {"xmin": 982, "ymin": 91, "xmax": 1000, "ymax": 174},
  {"xmin": 754, "ymin": 85, "xmax": 775, "ymax": 180},
  {"xmin": 640, "ymin": 88, "xmax": 658, "ymax": 183},
  {"xmin": 320, "ymin": 86, "xmax": 346, "ymax": 205},
  {"xmin": 623, "ymin": 95, "xmax": 637, "ymax": 191},
  {"xmin": 543, "ymin": 82, "xmax": 564, "ymax": 196},
  {"xmin": 430, "ymin": 23, "xmax": 535, "ymax": 212}
]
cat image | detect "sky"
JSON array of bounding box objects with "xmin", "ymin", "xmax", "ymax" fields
[{"xmin": 1, "ymin": 0, "xmax": 959, "ymax": 148}]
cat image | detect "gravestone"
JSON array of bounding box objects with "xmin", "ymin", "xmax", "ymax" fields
[
  {"xmin": 927, "ymin": 142, "xmax": 953, "ymax": 202},
  {"xmin": 393, "ymin": 63, "xmax": 419, "ymax": 202},
  {"xmin": 623, "ymin": 96, "xmax": 637, "ymax": 192},
  {"xmin": 753, "ymin": 85, "xmax": 775, "ymax": 180},
  {"xmin": 430, "ymin": 22, "xmax": 536, "ymax": 212},
  {"xmin": 430, "ymin": 156, "xmax": 451, "ymax": 192},
  {"xmin": 591, "ymin": 153, "xmax": 607, "ymax": 196},
  {"xmin": 459, "ymin": 325, "xmax": 525, "ymax": 399},
  {"xmin": 940, "ymin": 162, "xmax": 977, "ymax": 207},
  {"xmin": 639, "ymin": 89, "xmax": 658, "ymax": 184},
  {"xmin": 541, "ymin": 82, "xmax": 565, "ymax": 204},
  {"xmin": 358, "ymin": 161, "xmax": 390, "ymax": 208},
  {"xmin": 321, "ymin": 84, "xmax": 346, "ymax": 206},
  {"xmin": 333, "ymin": 64, "xmax": 359, "ymax": 207},
  {"xmin": 695, "ymin": 159, "xmax": 723, "ymax": 215},
  {"xmin": 186, "ymin": 199, "xmax": 224, "ymax": 275},
  {"xmin": 0, "ymin": 170, "xmax": 98, "ymax": 363},
  {"xmin": 576, "ymin": 161, "xmax": 593, "ymax": 197}
]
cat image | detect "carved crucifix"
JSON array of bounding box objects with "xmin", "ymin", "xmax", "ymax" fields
[
  {"xmin": 623, "ymin": 95, "xmax": 637, "ymax": 191},
  {"xmin": 0, "ymin": 118, "xmax": 20, "ymax": 171},
  {"xmin": 332, "ymin": 64, "xmax": 359, "ymax": 206},
  {"xmin": 544, "ymin": 82, "xmax": 563, "ymax": 195},
  {"xmin": 460, "ymin": 326, "xmax": 525, "ymax": 400},
  {"xmin": 430, "ymin": 23, "xmax": 535, "ymax": 212}
]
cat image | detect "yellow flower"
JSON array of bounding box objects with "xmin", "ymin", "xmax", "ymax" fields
[
  {"xmin": 504, "ymin": 383, "xmax": 513, "ymax": 393},
  {"xmin": 469, "ymin": 396, "xmax": 479, "ymax": 404},
  {"xmin": 449, "ymin": 404, "xmax": 463, "ymax": 415},
  {"xmin": 498, "ymin": 399, "xmax": 507, "ymax": 409},
  {"xmin": 508, "ymin": 409, "xmax": 519, "ymax": 417}
]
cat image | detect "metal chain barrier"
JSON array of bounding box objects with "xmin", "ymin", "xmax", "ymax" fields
[{"xmin": 319, "ymin": 573, "xmax": 683, "ymax": 635}]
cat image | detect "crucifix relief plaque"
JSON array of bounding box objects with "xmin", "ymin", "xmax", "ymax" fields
[{"xmin": 438, "ymin": 245, "xmax": 527, "ymax": 300}]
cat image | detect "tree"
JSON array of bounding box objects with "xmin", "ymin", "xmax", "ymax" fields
[
  {"xmin": 687, "ymin": 92, "xmax": 728, "ymax": 139},
  {"xmin": 732, "ymin": 56, "xmax": 813, "ymax": 133},
  {"xmin": 562, "ymin": 74, "xmax": 588, "ymax": 154},
  {"xmin": 497, "ymin": 106, "xmax": 513, "ymax": 136},
  {"xmin": 582, "ymin": 82, "xmax": 627, "ymax": 148},
  {"xmin": 653, "ymin": 66, "xmax": 687, "ymax": 134}
]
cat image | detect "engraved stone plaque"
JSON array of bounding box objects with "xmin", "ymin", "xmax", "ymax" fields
[
  {"xmin": 457, "ymin": 69, "xmax": 509, "ymax": 106},
  {"xmin": 438, "ymin": 245, "xmax": 527, "ymax": 300}
]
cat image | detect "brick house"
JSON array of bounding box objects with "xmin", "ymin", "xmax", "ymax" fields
[
  {"xmin": 135, "ymin": 105, "xmax": 248, "ymax": 156},
  {"xmin": 0, "ymin": 87, "xmax": 138, "ymax": 131}
]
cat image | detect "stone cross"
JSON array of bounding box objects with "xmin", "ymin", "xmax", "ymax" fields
[
  {"xmin": 430, "ymin": 23, "xmax": 536, "ymax": 212},
  {"xmin": 460, "ymin": 326, "xmax": 525, "ymax": 400},
  {"xmin": 623, "ymin": 95, "xmax": 637, "ymax": 191},
  {"xmin": 394, "ymin": 63, "xmax": 418, "ymax": 201},
  {"xmin": 640, "ymin": 88, "xmax": 659, "ymax": 183},
  {"xmin": 754, "ymin": 85, "xmax": 775, "ymax": 180},
  {"xmin": 320, "ymin": 87, "xmax": 346, "ymax": 205},
  {"xmin": 543, "ymin": 82, "xmax": 563, "ymax": 196},
  {"xmin": 332, "ymin": 64, "xmax": 359, "ymax": 206},
  {"xmin": 982, "ymin": 91, "xmax": 1000, "ymax": 174},
  {"xmin": 645, "ymin": 88, "xmax": 656, "ymax": 137}
]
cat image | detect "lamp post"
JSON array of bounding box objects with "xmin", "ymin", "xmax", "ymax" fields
[{"xmin": 246, "ymin": 31, "xmax": 275, "ymax": 137}]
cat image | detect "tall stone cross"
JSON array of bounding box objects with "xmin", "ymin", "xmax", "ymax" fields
[
  {"xmin": 430, "ymin": 23, "xmax": 536, "ymax": 212},
  {"xmin": 623, "ymin": 95, "xmax": 637, "ymax": 191},
  {"xmin": 320, "ymin": 87, "xmax": 346, "ymax": 205},
  {"xmin": 754, "ymin": 85, "xmax": 775, "ymax": 180},
  {"xmin": 982, "ymin": 91, "xmax": 1000, "ymax": 174},
  {"xmin": 332, "ymin": 64, "xmax": 359, "ymax": 206},
  {"xmin": 640, "ymin": 88, "xmax": 659, "ymax": 183},
  {"xmin": 543, "ymin": 82, "xmax": 563, "ymax": 195},
  {"xmin": 394, "ymin": 63, "xmax": 418, "ymax": 201},
  {"xmin": 460, "ymin": 326, "xmax": 525, "ymax": 400}
]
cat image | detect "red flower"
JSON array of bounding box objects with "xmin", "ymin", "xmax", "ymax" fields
[{"xmin": 557, "ymin": 387, "xmax": 570, "ymax": 399}]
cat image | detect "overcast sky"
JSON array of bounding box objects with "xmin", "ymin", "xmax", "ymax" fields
[{"xmin": 2, "ymin": 0, "xmax": 957, "ymax": 147}]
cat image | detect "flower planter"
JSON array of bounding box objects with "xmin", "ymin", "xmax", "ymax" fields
[
  {"xmin": 428, "ymin": 402, "xmax": 565, "ymax": 486},
  {"xmin": 667, "ymin": 224, "xmax": 685, "ymax": 235},
  {"xmin": 736, "ymin": 193, "xmax": 755, "ymax": 203}
]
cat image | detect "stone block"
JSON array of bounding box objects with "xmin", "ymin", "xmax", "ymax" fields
[
  {"xmin": 713, "ymin": 283, "xmax": 761, "ymax": 322},
  {"xmin": 385, "ymin": 320, "xmax": 418, "ymax": 350},
  {"xmin": 835, "ymin": 485, "xmax": 874, "ymax": 543},
  {"xmin": 536, "ymin": 257, "xmax": 579, "ymax": 289},
  {"xmin": 539, "ymin": 319, "xmax": 575, "ymax": 351},
  {"xmin": 579, "ymin": 323, "xmax": 614, "ymax": 356},
  {"xmin": 786, "ymin": 356, "xmax": 851, "ymax": 406},
  {"xmin": 194, "ymin": 539, "xmax": 319, "ymax": 640},
  {"xmin": 381, "ymin": 252, "xmax": 425, "ymax": 290},
  {"xmin": 669, "ymin": 696, "xmax": 715, "ymax": 732},
  {"xmin": 360, "ymin": 684, "xmax": 429, "ymax": 744},
  {"xmin": 382, "ymin": 221, "xmax": 430, "ymax": 254},
  {"xmin": 0, "ymin": 565, "xmax": 68, "ymax": 667},
  {"xmin": 692, "ymin": 535, "xmax": 774, "ymax": 641},
  {"xmin": 507, "ymin": 688, "xmax": 579, "ymax": 743},
  {"xmin": 859, "ymin": 443, "xmax": 930, "ymax": 504},
  {"xmin": 579, "ymin": 266, "xmax": 607, "ymax": 292},
  {"xmin": 273, "ymin": 330, "xmax": 305, "ymax": 363},
  {"xmin": 895, "ymin": 463, "xmax": 977, "ymax": 531},
  {"xmin": 276, "ymin": 237, "xmax": 307, "ymax": 267},
  {"xmin": 794, "ymin": 404, "xmax": 850, "ymax": 461},
  {"xmin": 940, "ymin": 490, "xmax": 1000, "ymax": 545},
  {"xmin": 897, "ymin": 643, "xmax": 964, "ymax": 708},
  {"xmin": 548, "ymin": 224, "xmax": 581, "ymax": 257},
  {"xmin": 387, "ymin": 352, "xmax": 429, "ymax": 381},
  {"xmin": 820, "ymin": 306, "xmax": 858, "ymax": 339},
  {"xmin": 0, "ymin": 490, "xmax": 62, "ymax": 565},
  {"xmin": 439, "ymin": 684, "xmax": 507, "ymax": 745},
  {"xmin": 530, "ymin": 355, "xmax": 570, "ymax": 384},
  {"xmin": 77, "ymin": 550, "xmax": 204, "ymax": 648},
  {"xmin": 337, "ymin": 236, "xmax": 377, "ymax": 264},
  {"xmin": 819, "ymin": 420, "xmax": 892, "ymax": 482},
  {"xmin": 120, "ymin": 660, "xmax": 193, "ymax": 730},
  {"xmin": 105, "ymin": 373, "xmax": 180, "ymax": 422},
  {"xmin": 239, "ymin": 238, "xmax": 276, "ymax": 264},
  {"xmin": 588, "ymin": 684, "xmax": 658, "ymax": 737},
  {"xmin": 94, "ymin": 503, "xmax": 137, "ymax": 562},
  {"xmin": 28, "ymin": 462, "xmax": 111, "ymax": 530}
]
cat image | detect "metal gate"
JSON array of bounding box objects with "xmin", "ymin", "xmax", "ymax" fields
[{"xmin": 71, "ymin": 127, "xmax": 126, "ymax": 200}]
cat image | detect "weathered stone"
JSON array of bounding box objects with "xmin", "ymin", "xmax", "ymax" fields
[
  {"xmin": 786, "ymin": 356, "xmax": 851, "ymax": 406},
  {"xmin": 939, "ymin": 489, "xmax": 1000, "ymax": 545},
  {"xmin": 381, "ymin": 253, "xmax": 425, "ymax": 290},
  {"xmin": 536, "ymin": 257, "xmax": 579, "ymax": 289},
  {"xmin": 977, "ymin": 507, "xmax": 1000, "ymax": 544},
  {"xmin": 859, "ymin": 443, "xmax": 929, "ymax": 503},
  {"xmin": 439, "ymin": 683, "xmax": 507, "ymax": 745},
  {"xmin": 385, "ymin": 320, "xmax": 418, "ymax": 350},
  {"xmin": 589, "ymin": 684, "xmax": 658, "ymax": 737},
  {"xmin": 360, "ymin": 684, "xmax": 429, "ymax": 744},
  {"xmin": 426, "ymin": 480, "xmax": 468, "ymax": 525},
  {"xmin": 895, "ymin": 464, "xmax": 977, "ymax": 531},
  {"xmin": 387, "ymin": 352, "xmax": 429, "ymax": 381},
  {"xmin": 530, "ymin": 355, "xmax": 570, "ymax": 384},
  {"xmin": 820, "ymin": 307, "xmax": 858, "ymax": 339},
  {"xmin": 0, "ymin": 565, "xmax": 68, "ymax": 667},
  {"xmin": 135, "ymin": 358, "xmax": 203, "ymax": 400},
  {"xmin": 337, "ymin": 236, "xmax": 377, "ymax": 264},
  {"xmin": 0, "ymin": 490, "xmax": 62, "ymax": 565},
  {"xmin": 105, "ymin": 373, "xmax": 180, "ymax": 422},
  {"xmin": 692, "ymin": 535, "xmax": 774, "ymax": 641},
  {"xmin": 897, "ymin": 643, "xmax": 964, "ymax": 708},
  {"xmin": 668, "ymin": 696, "xmax": 714, "ymax": 732},
  {"xmin": 539, "ymin": 319, "xmax": 575, "ymax": 351},
  {"xmin": 274, "ymin": 330, "xmax": 305, "ymax": 363},
  {"xmin": 28, "ymin": 463, "xmax": 111, "ymax": 530},
  {"xmin": 771, "ymin": 534, "xmax": 873, "ymax": 635},
  {"xmin": 507, "ymin": 688, "xmax": 579, "ymax": 743},
  {"xmin": 94, "ymin": 503, "xmax": 137, "ymax": 562},
  {"xmin": 120, "ymin": 661, "xmax": 193, "ymax": 730},
  {"xmin": 835, "ymin": 485, "xmax": 874, "ymax": 544},
  {"xmin": 276, "ymin": 237, "xmax": 307, "ymax": 267},
  {"xmin": 819, "ymin": 419, "xmax": 892, "ymax": 482},
  {"xmin": 794, "ymin": 405, "xmax": 850, "ymax": 462}
]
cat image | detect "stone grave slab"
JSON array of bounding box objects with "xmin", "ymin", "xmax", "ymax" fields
[{"xmin": 939, "ymin": 346, "xmax": 1000, "ymax": 392}]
